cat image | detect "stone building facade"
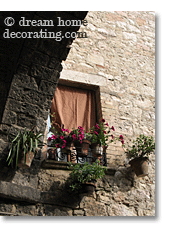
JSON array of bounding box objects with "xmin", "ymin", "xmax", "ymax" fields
[{"xmin": 0, "ymin": 11, "xmax": 155, "ymax": 216}]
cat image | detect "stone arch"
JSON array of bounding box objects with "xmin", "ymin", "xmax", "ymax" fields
[{"xmin": 0, "ymin": 11, "xmax": 88, "ymax": 158}]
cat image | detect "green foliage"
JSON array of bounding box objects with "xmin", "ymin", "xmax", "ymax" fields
[
  {"xmin": 7, "ymin": 128, "xmax": 44, "ymax": 169},
  {"xmin": 68, "ymin": 160, "xmax": 107, "ymax": 191},
  {"xmin": 126, "ymin": 134, "xmax": 155, "ymax": 159},
  {"xmin": 89, "ymin": 120, "xmax": 117, "ymax": 149}
]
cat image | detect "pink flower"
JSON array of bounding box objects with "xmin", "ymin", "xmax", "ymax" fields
[
  {"xmin": 78, "ymin": 126, "xmax": 83, "ymax": 133},
  {"xmin": 95, "ymin": 123, "xmax": 100, "ymax": 129},
  {"xmin": 66, "ymin": 129, "xmax": 69, "ymax": 133},
  {"xmin": 52, "ymin": 135, "xmax": 57, "ymax": 140},
  {"xmin": 121, "ymin": 140, "xmax": 124, "ymax": 145},
  {"xmin": 94, "ymin": 131, "xmax": 98, "ymax": 135},
  {"xmin": 72, "ymin": 134, "xmax": 77, "ymax": 140},
  {"xmin": 55, "ymin": 144, "xmax": 60, "ymax": 148},
  {"xmin": 60, "ymin": 135, "xmax": 65, "ymax": 140},
  {"xmin": 111, "ymin": 126, "xmax": 115, "ymax": 131},
  {"xmin": 79, "ymin": 134, "xmax": 84, "ymax": 140},
  {"xmin": 119, "ymin": 135, "xmax": 123, "ymax": 140},
  {"xmin": 111, "ymin": 135, "xmax": 113, "ymax": 139},
  {"xmin": 104, "ymin": 131, "xmax": 107, "ymax": 134},
  {"xmin": 48, "ymin": 137, "xmax": 52, "ymax": 141},
  {"xmin": 105, "ymin": 123, "xmax": 109, "ymax": 127},
  {"xmin": 101, "ymin": 119, "xmax": 105, "ymax": 123}
]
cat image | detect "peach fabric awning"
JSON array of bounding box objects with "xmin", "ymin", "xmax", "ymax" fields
[{"xmin": 51, "ymin": 85, "xmax": 96, "ymax": 132}]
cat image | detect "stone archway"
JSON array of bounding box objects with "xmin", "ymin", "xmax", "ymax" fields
[{"xmin": 0, "ymin": 11, "xmax": 88, "ymax": 158}]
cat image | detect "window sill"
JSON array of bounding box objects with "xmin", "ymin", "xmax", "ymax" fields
[{"xmin": 41, "ymin": 159, "xmax": 116, "ymax": 175}]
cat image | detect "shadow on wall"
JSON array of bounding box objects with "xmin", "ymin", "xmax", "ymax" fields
[
  {"xmin": 41, "ymin": 177, "xmax": 84, "ymax": 209},
  {"xmin": 102, "ymin": 166, "xmax": 135, "ymax": 193},
  {"xmin": 0, "ymin": 146, "xmax": 42, "ymax": 183}
]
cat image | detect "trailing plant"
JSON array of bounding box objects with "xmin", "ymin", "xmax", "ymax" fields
[
  {"xmin": 68, "ymin": 160, "xmax": 107, "ymax": 191},
  {"xmin": 7, "ymin": 128, "xmax": 44, "ymax": 169},
  {"xmin": 126, "ymin": 134, "xmax": 155, "ymax": 159}
]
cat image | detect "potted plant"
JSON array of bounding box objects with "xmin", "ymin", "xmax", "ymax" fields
[
  {"xmin": 126, "ymin": 134, "xmax": 155, "ymax": 177},
  {"xmin": 89, "ymin": 119, "xmax": 123, "ymax": 157},
  {"xmin": 7, "ymin": 128, "xmax": 43, "ymax": 169},
  {"xmin": 69, "ymin": 126, "xmax": 92, "ymax": 157},
  {"xmin": 48, "ymin": 127, "xmax": 71, "ymax": 151},
  {"xmin": 68, "ymin": 160, "xmax": 107, "ymax": 194}
]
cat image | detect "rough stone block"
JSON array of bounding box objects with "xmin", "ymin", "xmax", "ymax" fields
[
  {"xmin": 12, "ymin": 74, "xmax": 39, "ymax": 91},
  {"xmin": 80, "ymin": 196, "xmax": 107, "ymax": 216},
  {"xmin": 39, "ymin": 80, "xmax": 57, "ymax": 96},
  {"xmin": 43, "ymin": 205, "xmax": 72, "ymax": 216},
  {"xmin": 73, "ymin": 209, "xmax": 84, "ymax": 216},
  {"xmin": 0, "ymin": 181, "xmax": 41, "ymax": 203},
  {"xmin": 1, "ymin": 109, "xmax": 17, "ymax": 125}
]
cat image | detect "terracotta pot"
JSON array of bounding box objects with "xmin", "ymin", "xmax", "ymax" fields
[
  {"xmin": 91, "ymin": 143, "xmax": 103, "ymax": 157},
  {"xmin": 129, "ymin": 157, "xmax": 149, "ymax": 177},
  {"xmin": 17, "ymin": 151, "xmax": 34, "ymax": 168},
  {"xmin": 75, "ymin": 139, "xmax": 91, "ymax": 157},
  {"xmin": 81, "ymin": 180, "xmax": 96, "ymax": 195}
]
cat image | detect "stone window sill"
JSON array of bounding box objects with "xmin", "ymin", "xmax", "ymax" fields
[{"xmin": 41, "ymin": 159, "xmax": 116, "ymax": 175}]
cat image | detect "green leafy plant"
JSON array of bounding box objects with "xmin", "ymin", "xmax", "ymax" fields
[
  {"xmin": 68, "ymin": 160, "xmax": 107, "ymax": 191},
  {"xmin": 126, "ymin": 134, "xmax": 155, "ymax": 159},
  {"xmin": 7, "ymin": 128, "xmax": 44, "ymax": 169}
]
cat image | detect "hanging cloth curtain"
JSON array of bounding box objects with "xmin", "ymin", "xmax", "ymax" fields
[{"xmin": 50, "ymin": 85, "xmax": 96, "ymax": 132}]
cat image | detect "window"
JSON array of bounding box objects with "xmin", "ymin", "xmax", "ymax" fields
[{"xmin": 46, "ymin": 80, "xmax": 106, "ymax": 165}]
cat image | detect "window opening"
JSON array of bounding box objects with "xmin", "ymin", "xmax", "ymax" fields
[{"xmin": 46, "ymin": 81, "xmax": 107, "ymax": 166}]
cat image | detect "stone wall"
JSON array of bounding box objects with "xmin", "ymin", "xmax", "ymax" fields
[
  {"xmin": 61, "ymin": 11, "xmax": 155, "ymax": 166},
  {"xmin": 0, "ymin": 11, "xmax": 155, "ymax": 216},
  {"xmin": 0, "ymin": 153, "xmax": 155, "ymax": 216}
]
